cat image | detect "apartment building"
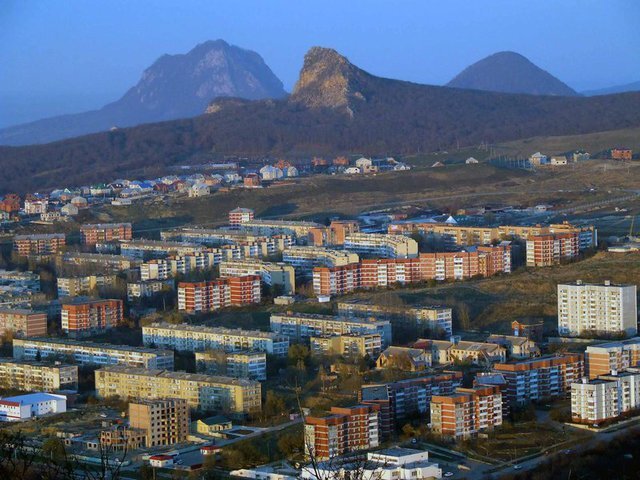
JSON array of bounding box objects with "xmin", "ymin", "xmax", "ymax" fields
[
  {"xmin": 0, "ymin": 360, "xmax": 78, "ymax": 392},
  {"xmin": 140, "ymin": 250, "xmax": 223, "ymax": 281},
  {"xmin": 0, "ymin": 308, "xmax": 47, "ymax": 337},
  {"xmin": 359, "ymin": 258, "xmax": 423, "ymax": 287},
  {"xmin": 129, "ymin": 399, "xmax": 190, "ymax": 447},
  {"xmin": 310, "ymin": 333, "xmax": 382, "ymax": 358},
  {"xmin": 127, "ymin": 279, "xmax": 174, "ymax": 300},
  {"xmin": 360, "ymin": 372, "xmax": 463, "ymax": 438},
  {"xmin": 229, "ymin": 207, "xmax": 255, "ymax": 225},
  {"xmin": 195, "ymin": 350, "xmax": 267, "ymax": 381},
  {"xmin": 142, "ymin": 322, "xmax": 289, "ymax": 356},
  {"xmin": 312, "ymin": 263, "xmax": 360, "ymax": 296},
  {"xmin": 57, "ymin": 275, "xmax": 118, "ymax": 297},
  {"xmin": 430, "ymin": 385, "xmax": 503, "ymax": 439},
  {"xmin": 13, "ymin": 338, "xmax": 174, "ymax": 369},
  {"xmin": 219, "ymin": 259, "xmax": 295, "ymax": 295},
  {"xmin": 493, "ymin": 354, "xmax": 584, "ymax": 405},
  {"xmin": 80, "ymin": 223, "xmax": 132, "ymax": 245},
  {"xmin": 571, "ymin": 369, "xmax": 640, "ymax": 424},
  {"xmin": 557, "ymin": 280, "xmax": 637, "ymax": 337},
  {"xmin": 13, "ymin": 233, "xmax": 66, "ymax": 256},
  {"xmin": 388, "ymin": 221, "xmax": 596, "ymax": 251},
  {"xmin": 270, "ymin": 312, "xmax": 392, "ymax": 347},
  {"xmin": 337, "ymin": 300, "xmax": 453, "ymax": 336},
  {"xmin": 162, "ymin": 228, "xmax": 294, "ymax": 256},
  {"xmin": 526, "ymin": 233, "xmax": 580, "ymax": 267},
  {"xmin": 343, "ymin": 233, "xmax": 418, "ymax": 259},
  {"xmin": 304, "ymin": 405, "xmax": 380, "ymax": 460},
  {"xmin": 239, "ymin": 219, "xmax": 322, "ymax": 241},
  {"xmin": 61, "ymin": 298, "xmax": 123, "ymax": 337},
  {"xmin": 419, "ymin": 245, "xmax": 511, "ymax": 281},
  {"xmin": 307, "ymin": 220, "xmax": 360, "ymax": 247},
  {"xmin": 282, "ymin": 246, "xmax": 359, "ymax": 277},
  {"xmin": 95, "ymin": 366, "xmax": 262, "ymax": 413},
  {"xmin": 177, "ymin": 275, "xmax": 261, "ymax": 313},
  {"xmin": 584, "ymin": 337, "xmax": 640, "ymax": 378},
  {"xmin": 119, "ymin": 239, "xmax": 203, "ymax": 260},
  {"xmin": 58, "ymin": 252, "xmax": 138, "ymax": 271}
]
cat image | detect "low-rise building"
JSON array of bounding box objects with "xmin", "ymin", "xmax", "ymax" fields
[
  {"xmin": 0, "ymin": 360, "xmax": 78, "ymax": 392},
  {"xmin": 486, "ymin": 335, "xmax": 540, "ymax": 359},
  {"xmin": 0, "ymin": 392, "xmax": 67, "ymax": 421},
  {"xmin": 415, "ymin": 339, "xmax": 507, "ymax": 365},
  {"xmin": 229, "ymin": 208, "xmax": 255, "ymax": 226},
  {"xmin": 271, "ymin": 312, "xmax": 392, "ymax": 347},
  {"xmin": 430, "ymin": 385, "xmax": 503, "ymax": 439},
  {"xmin": 13, "ymin": 337, "xmax": 174, "ymax": 369},
  {"xmin": 195, "ymin": 415, "xmax": 233, "ymax": 437},
  {"xmin": 143, "ymin": 322, "xmax": 289, "ymax": 356},
  {"xmin": 129, "ymin": 398, "xmax": 190, "ymax": 447},
  {"xmin": 511, "ymin": 319, "xmax": 544, "ymax": 342},
  {"xmin": 376, "ymin": 346, "xmax": 431, "ymax": 371},
  {"xmin": 196, "ymin": 350, "xmax": 267, "ymax": 381},
  {"xmin": 305, "ymin": 405, "xmax": 380, "ymax": 460},
  {"xmin": 95, "ymin": 366, "xmax": 261, "ymax": 413}
]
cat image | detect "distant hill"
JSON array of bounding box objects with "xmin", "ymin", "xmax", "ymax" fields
[
  {"xmin": 2, "ymin": 47, "xmax": 640, "ymax": 193},
  {"xmin": 447, "ymin": 51, "xmax": 578, "ymax": 96},
  {"xmin": 0, "ymin": 40, "xmax": 286, "ymax": 146},
  {"xmin": 582, "ymin": 80, "xmax": 640, "ymax": 96}
]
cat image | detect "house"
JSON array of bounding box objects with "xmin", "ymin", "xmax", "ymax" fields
[
  {"xmin": 344, "ymin": 166, "xmax": 361, "ymax": 175},
  {"xmin": 529, "ymin": 152, "xmax": 548, "ymax": 166},
  {"xmin": 149, "ymin": 454, "xmax": 174, "ymax": 468},
  {"xmin": 188, "ymin": 183, "xmax": 210, "ymax": 198},
  {"xmin": 61, "ymin": 204, "xmax": 79, "ymax": 216},
  {"xmin": 355, "ymin": 157, "xmax": 373, "ymax": 169},
  {"xmin": 260, "ymin": 165, "xmax": 284, "ymax": 181},
  {"xmin": 284, "ymin": 166, "xmax": 299, "ymax": 177},
  {"xmin": 70, "ymin": 196, "xmax": 88, "ymax": 208},
  {"xmin": 611, "ymin": 147, "xmax": 632, "ymax": 161},
  {"xmin": 431, "ymin": 161, "xmax": 445, "ymax": 168},
  {"xmin": 465, "ymin": 157, "xmax": 479, "ymax": 164},
  {"xmin": 415, "ymin": 338, "xmax": 507, "ymax": 365},
  {"xmin": 376, "ymin": 346, "xmax": 431, "ymax": 371},
  {"xmin": 550, "ymin": 156, "xmax": 568, "ymax": 166},
  {"xmin": 244, "ymin": 173, "xmax": 261, "ymax": 187},
  {"xmin": 195, "ymin": 415, "xmax": 233, "ymax": 437},
  {"xmin": 486, "ymin": 334, "xmax": 540, "ymax": 359}
]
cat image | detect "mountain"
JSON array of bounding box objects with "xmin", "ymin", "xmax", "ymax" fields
[
  {"xmin": 447, "ymin": 51, "xmax": 578, "ymax": 96},
  {"xmin": 0, "ymin": 40, "xmax": 286, "ymax": 146},
  {"xmin": 2, "ymin": 47, "xmax": 640, "ymax": 193},
  {"xmin": 582, "ymin": 80, "xmax": 640, "ymax": 96}
]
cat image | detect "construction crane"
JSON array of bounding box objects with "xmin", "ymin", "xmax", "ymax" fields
[{"xmin": 629, "ymin": 213, "xmax": 639, "ymax": 242}]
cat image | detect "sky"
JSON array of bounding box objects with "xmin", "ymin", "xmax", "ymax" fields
[{"xmin": 1, "ymin": 0, "xmax": 639, "ymax": 128}]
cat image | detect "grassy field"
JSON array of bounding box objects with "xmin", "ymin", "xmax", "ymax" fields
[{"xmin": 96, "ymin": 159, "xmax": 640, "ymax": 239}]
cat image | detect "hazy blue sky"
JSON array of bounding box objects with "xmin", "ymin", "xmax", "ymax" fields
[{"xmin": 1, "ymin": 0, "xmax": 639, "ymax": 128}]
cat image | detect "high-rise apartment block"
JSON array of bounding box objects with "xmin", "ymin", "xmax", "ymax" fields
[
  {"xmin": 0, "ymin": 308, "xmax": 47, "ymax": 337},
  {"xmin": 343, "ymin": 233, "xmax": 418, "ymax": 259},
  {"xmin": 558, "ymin": 281, "xmax": 637, "ymax": 337},
  {"xmin": 571, "ymin": 370, "xmax": 640, "ymax": 424},
  {"xmin": 526, "ymin": 233, "xmax": 580, "ymax": 267},
  {"xmin": 195, "ymin": 350, "xmax": 267, "ymax": 381}
]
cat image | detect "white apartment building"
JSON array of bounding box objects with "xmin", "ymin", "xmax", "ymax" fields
[
  {"xmin": 343, "ymin": 233, "xmax": 418, "ymax": 259},
  {"xmin": 13, "ymin": 338, "xmax": 174, "ymax": 369},
  {"xmin": 282, "ymin": 246, "xmax": 359, "ymax": 276},
  {"xmin": 142, "ymin": 322, "xmax": 289, "ymax": 356},
  {"xmin": 558, "ymin": 280, "xmax": 637, "ymax": 337},
  {"xmin": 140, "ymin": 250, "xmax": 223, "ymax": 281},
  {"xmin": 571, "ymin": 369, "xmax": 640, "ymax": 424}
]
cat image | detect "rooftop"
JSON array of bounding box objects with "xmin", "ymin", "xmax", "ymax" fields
[
  {"xmin": 145, "ymin": 322, "xmax": 286, "ymax": 340},
  {"xmin": 2, "ymin": 392, "xmax": 66, "ymax": 404},
  {"xmin": 98, "ymin": 365, "xmax": 258, "ymax": 386}
]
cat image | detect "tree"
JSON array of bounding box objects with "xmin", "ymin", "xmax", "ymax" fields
[{"xmin": 263, "ymin": 391, "xmax": 287, "ymax": 420}]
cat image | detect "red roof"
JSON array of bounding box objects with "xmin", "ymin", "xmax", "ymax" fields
[{"xmin": 150, "ymin": 454, "xmax": 173, "ymax": 460}]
